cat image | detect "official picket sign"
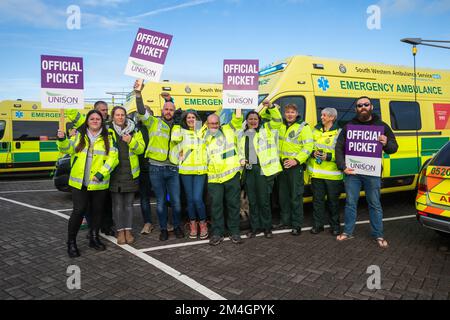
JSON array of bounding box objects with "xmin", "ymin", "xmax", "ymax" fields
[
  {"xmin": 345, "ymin": 124, "xmax": 384, "ymax": 177},
  {"xmin": 124, "ymin": 28, "xmax": 172, "ymax": 82},
  {"xmin": 222, "ymin": 59, "xmax": 259, "ymax": 109},
  {"xmin": 41, "ymin": 55, "xmax": 84, "ymax": 109}
]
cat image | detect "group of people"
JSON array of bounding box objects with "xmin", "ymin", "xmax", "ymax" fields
[{"xmin": 57, "ymin": 80, "xmax": 398, "ymax": 258}]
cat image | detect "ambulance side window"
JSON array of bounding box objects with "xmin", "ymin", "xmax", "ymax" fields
[
  {"xmin": 389, "ymin": 101, "xmax": 421, "ymax": 130},
  {"xmin": 13, "ymin": 121, "xmax": 58, "ymax": 141},
  {"xmin": 0, "ymin": 120, "xmax": 5, "ymax": 140},
  {"xmin": 273, "ymin": 96, "xmax": 306, "ymax": 120},
  {"xmin": 315, "ymin": 96, "xmax": 381, "ymax": 128}
]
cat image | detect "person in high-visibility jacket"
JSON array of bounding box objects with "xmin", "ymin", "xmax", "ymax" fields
[
  {"xmin": 171, "ymin": 110, "xmax": 209, "ymax": 240},
  {"xmin": 66, "ymin": 100, "xmax": 110, "ymax": 129},
  {"xmin": 109, "ymin": 106, "xmax": 145, "ymax": 245},
  {"xmin": 238, "ymin": 107, "xmax": 282, "ymax": 239},
  {"xmin": 134, "ymin": 80, "xmax": 184, "ymax": 241},
  {"xmin": 57, "ymin": 110, "xmax": 118, "ymax": 258},
  {"xmin": 204, "ymin": 112, "xmax": 243, "ymax": 246},
  {"xmin": 307, "ymin": 107, "xmax": 343, "ymax": 236},
  {"xmin": 66, "ymin": 100, "xmax": 115, "ymax": 236},
  {"xmin": 266, "ymin": 101, "xmax": 314, "ymax": 235}
]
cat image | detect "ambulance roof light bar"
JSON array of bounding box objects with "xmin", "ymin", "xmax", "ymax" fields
[{"xmin": 259, "ymin": 63, "xmax": 287, "ymax": 76}]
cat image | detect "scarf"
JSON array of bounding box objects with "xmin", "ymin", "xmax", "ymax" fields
[{"xmin": 113, "ymin": 119, "xmax": 135, "ymax": 137}]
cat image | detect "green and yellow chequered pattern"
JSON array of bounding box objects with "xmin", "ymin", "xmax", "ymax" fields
[{"xmin": 384, "ymin": 136, "xmax": 449, "ymax": 177}]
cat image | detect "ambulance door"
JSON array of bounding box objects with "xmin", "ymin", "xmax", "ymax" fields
[
  {"xmin": 0, "ymin": 116, "xmax": 11, "ymax": 170},
  {"xmin": 387, "ymin": 101, "xmax": 422, "ymax": 181},
  {"xmin": 11, "ymin": 110, "xmax": 59, "ymax": 170}
]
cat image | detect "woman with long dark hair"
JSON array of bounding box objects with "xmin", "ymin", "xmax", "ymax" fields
[
  {"xmin": 171, "ymin": 110, "xmax": 208, "ymax": 240},
  {"xmin": 109, "ymin": 106, "xmax": 145, "ymax": 245},
  {"xmin": 57, "ymin": 110, "xmax": 117, "ymax": 258},
  {"xmin": 238, "ymin": 107, "xmax": 282, "ymax": 239}
]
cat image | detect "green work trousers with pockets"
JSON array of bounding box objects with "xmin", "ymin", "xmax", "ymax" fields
[
  {"xmin": 311, "ymin": 178, "xmax": 342, "ymax": 232},
  {"xmin": 244, "ymin": 164, "xmax": 275, "ymax": 232},
  {"xmin": 278, "ymin": 166, "xmax": 304, "ymax": 228},
  {"xmin": 207, "ymin": 173, "xmax": 241, "ymax": 237}
]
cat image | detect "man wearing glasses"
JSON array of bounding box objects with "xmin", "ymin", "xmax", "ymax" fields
[{"xmin": 335, "ymin": 96, "xmax": 398, "ymax": 248}]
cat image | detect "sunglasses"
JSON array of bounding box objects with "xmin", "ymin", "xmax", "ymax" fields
[{"xmin": 356, "ymin": 102, "xmax": 371, "ymax": 108}]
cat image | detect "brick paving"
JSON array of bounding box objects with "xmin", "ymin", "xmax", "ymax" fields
[{"xmin": 0, "ymin": 178, "xmax": 449, "ymax": 300}]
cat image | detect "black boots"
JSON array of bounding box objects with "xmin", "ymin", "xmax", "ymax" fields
[
  {"xmin": 67, "ymin": 240, "xmax": 80, "ymax": 258},
  {"xmin": 67, "ymin": 229, "xmax": 105, "ymax": 257},
  {"xmin": 89, "ymin": 229, "xmax": 106, "ymax": 251}
]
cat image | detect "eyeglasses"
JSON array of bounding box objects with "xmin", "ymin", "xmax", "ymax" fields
[{"xmin": 356, "ymin": 102, "xmax": 371, "ymax": 108}]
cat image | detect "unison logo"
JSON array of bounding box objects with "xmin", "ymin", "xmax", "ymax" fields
[
  {"xmin": 47, "ymin": 92, "xmax": 79, "ymax": 104},
  {"xmin": 131, "ymin": 61, "xmax": 157, "ymax": 77},
  {"xmin": 348, "ymin": 158, "xmax": 376, "ymax": 172},
  {"xmin": 226, "ymin": 93, "xmax": 254, "ymax": 105}
]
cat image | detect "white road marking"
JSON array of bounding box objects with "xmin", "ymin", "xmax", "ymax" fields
[
  {"xmin": 57, "ymin": 201, "xmax": 157, "ymax": 212},
  {"xmin": 0, "ymin": 179, "xmax": 51, "ymax": 184},
  {"xmin": 138, "ymin": 214, "xmax": 417, "ymax": 252},
  {"xmin": 0, "ymin": 189, "xmax": 58, "ymax": 194},
  {"xmin": 0, "ymin": 196, "xmax": 71, "ymax": 220},
  {"xmin": 0, "ymin": 196, "xmax": 226, "ymax": 300}
]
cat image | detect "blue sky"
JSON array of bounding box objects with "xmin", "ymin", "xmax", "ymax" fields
[{"xmin": 1, "ymin": 0, "xmax": 449, "ymax": 102}]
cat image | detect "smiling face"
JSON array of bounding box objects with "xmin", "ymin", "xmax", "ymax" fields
[
  {"xmin": 247, "ymin": 113, "xmax": 260, "ymax": 129},
  {"xmin": 284, "ymin": 107, "xmax": 298, "ymax": 124},
  {"xmin": 113, "ymin": 108, "xmax": 126, "ymax": 127},
  {"xmin": 321, "ymin": 111, "xmax": 335, "ymax": 127},
  {"xmin": 87, "ymin": 112, "xmax": 102, "ymax": 131},
  {"xmin": 162, "ymin": 102, "xmax": 175, "ymax": 121},
  {"xmin": 186, "ymin": 113, "xmax": 197, "ymax": 129},
  {"xmin": 207, "ymin": 114, "xmax": 220, "ymax": 133}
]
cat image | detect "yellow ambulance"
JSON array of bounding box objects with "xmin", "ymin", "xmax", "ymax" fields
[
  {"xmin": 125, "ymin": 81, "xmax": 223, "ymax": 120},
  {"xmin": 258, "ymin": 55, "xmax": 450, "ymax": 197},
  {"xmin": 0, "ymin": 100, "xmax": 91, "ymax": 174}
]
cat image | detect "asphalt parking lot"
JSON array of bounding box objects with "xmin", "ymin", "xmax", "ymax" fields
[{"xmin": 0, "ymin": 177, "xmax": 449, "ymax": 302}]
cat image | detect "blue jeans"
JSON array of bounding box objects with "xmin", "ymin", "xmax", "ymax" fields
[
  {"xmin": 180, "ymin": 174, "xmax": 207, "ymax": 221},
  {"xmin": 139, "ymin": 171, "xmax": 152, "ymax": 224},
  {"xmin": 343, "ymin": 174, "xmax": 384, "ymax": 238},
  {"xmin": 149, "ymin": 165, "xmax": 181, "ymax": 230}
]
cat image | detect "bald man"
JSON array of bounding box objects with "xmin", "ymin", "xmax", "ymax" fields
[{"xmin": 134, "ymin": 80, "xmax": 184, "ymax": 241}]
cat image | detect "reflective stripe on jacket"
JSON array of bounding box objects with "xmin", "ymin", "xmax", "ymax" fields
[
  {"xmin": 237, "ymin": 108, "xmax": 282, "ymax": 177},
  {"xmin": 57, "ymin": 132, "xmax": 118, "ymax": 190},
  {"xmin": 171, "ymin": 126, "xmax": 207, "ymax": 175},
  {"xmin": 139, "ymin": 111, "xmax": 179, "ymax": 165},
  {"xmin": 204, "ymin": 112, "xmax": 243, "ymax": 183},
  {"xmin": 307, "ymin": 123, "xmax": 343, "ymax": 180}
]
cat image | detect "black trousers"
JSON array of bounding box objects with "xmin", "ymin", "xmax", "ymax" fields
[
  {"xmin": 100, "ymin": 191, "xmax": 114, "ymax": 230},
  {"xmin": 68, "ymin": 186, "xmax": 108, "ymax": 241}
]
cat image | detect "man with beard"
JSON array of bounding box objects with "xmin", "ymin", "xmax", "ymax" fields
[
  {"xmin": 134, "ymin": 80, "xmax": 184, "ymax": 241},
  {"xmin": 335, "ymin": 96, "xmax": 398, "ymax": 248}
]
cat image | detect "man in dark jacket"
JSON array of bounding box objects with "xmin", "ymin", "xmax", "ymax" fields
[{"xmin": 335, "ymin": 96, "xmax": 398, "ymax": 248}]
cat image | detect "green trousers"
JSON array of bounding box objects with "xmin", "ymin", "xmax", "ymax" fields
[
  {"xmin": 244, "ymin": 165, "xmax": 275, "ymax": 232},
  {"xmin": 207, "ymin": 173, "xmax": 241, "ymax": 237},
  {"xmin": 278, "ymin": 166, "xmax": 304, "ymax": 228},
  {"xmin": 311, "ymin": 178, "xmax": 342, "ymax": 231}
]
